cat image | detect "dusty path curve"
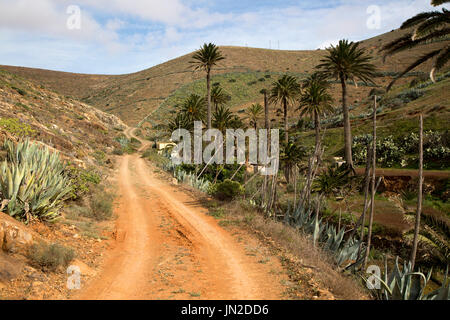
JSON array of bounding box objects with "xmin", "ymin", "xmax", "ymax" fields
[{"xmin": 76, "ymin": 128, "xmax": 285, "ymax": 300}]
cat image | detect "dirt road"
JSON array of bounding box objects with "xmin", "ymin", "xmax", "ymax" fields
[{"xmin": 76, "ymin": 128, "xmax": 285, "ymax": 300}]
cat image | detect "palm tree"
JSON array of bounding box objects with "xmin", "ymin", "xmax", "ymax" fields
[
  {"xmin": 213, "ymin": 105, "xmax": 236, "ymax": 134},
  {"xmin": 280, "ymin": 142, "xmax": 306, "ymax": 184},
  {"xmin": 229, "ymin": 115, "xmax": 244, "ymax": 130},
  {"xmin": 190, "ymin": 43, "xmax": 225, "ymax": 130},
  {"xmin": 298, "ymin": 74, "xmax": 334, "ymax": 155},
  {"xmin": 181, "ymin": 94, "xmax": 206, "ymax": 125},
  {"xmin": 167, "ymin": 112, "xmax": 191, "ymax": 132},
  {"xmin": 269, "ymin": 75, "xmax": 300, "ymax": 144},
  {"xmin": 382, "ymin": 1, "xmax": 449, "ymax": 91},
  {"xmin": 211, "ymin": 85, "xmax": 231, "ymax": 112},
  {"xmin": 317, "ymin": 40, "xmax": 377, "ymax": 169},
  {"xmin": 245, "ymin": 103, "xmax": 264, "ymax": 130}
]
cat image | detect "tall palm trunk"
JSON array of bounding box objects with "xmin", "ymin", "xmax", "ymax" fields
[
  {"xmin": 262, "ymin": 91, "xmax": 270, "ymax": 208},
  {"xmin": 206, "ymin": 69, "xmax": 212, "ymax": 130},
  {"xmin": 253, "ymin": 121, "xmax": 258, "ymax": 174},
  {"xmin": 264, "ymin": 91, "xmax": 270, "ymax": 131},
  {"xmin": 314, "ymin": 109, "xmax": 320, "ymax": 156},
  {"xmin": 356, "ymin": 144, "xmax": 372, "ymax": 262},
  {"xmin": 340, "ymin": 74, "xmax": 353, "ymax": 168},
  {"xmin": 363, "ymin": 95, "xmax": 377, "ymax": 269},
  {"xmin": 410, "ymin": 114, "xmax": 423, "ymax": 270},
  {"xmin": 283, "ymin": 97, "xmax": 288, "ymax": 144}
]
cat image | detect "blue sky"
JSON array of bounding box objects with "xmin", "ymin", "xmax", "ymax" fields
[{"xmin": 0, "ymin": 0, "xmax": 439, "ymax": 74}]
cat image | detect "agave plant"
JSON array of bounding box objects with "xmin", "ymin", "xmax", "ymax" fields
[
  {"xmin": 372, "ymin": 257, "xmax": 449, "ymax": 300},
  {"xmin": 0, "ymin": 139, "xmax": 72, "ymax": 222},
  {"xmin": 174, "ymin": 169, "xmax": 211, "ymax": 193},
  {"xmin": 287, "ymin": 200, "xmax": 362, "ymax": 268}
]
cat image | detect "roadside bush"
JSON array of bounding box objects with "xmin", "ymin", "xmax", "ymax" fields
[
  {"xmin": 142, "ymin": 148, "xmax": 170, "ymax": 168},
  {"xmin": 114, "ymin": 134, "xmax": 140, "ymax": 154},
  {"xmin": 28, "ymin": 242, "xmax": 75, "ymax": 271},
  {"xmin": 92, "ymin": 150, "xmax": 106, "ymax": 164},
  {"xmin": 65, "ymin": 165, "xmax": 101, "ymax": 200},
  {"xmin": 213, "ymin": 179, "xmax": 244, "ymax": 201},
  {"xmin": 89, "ymin": 187, "xmax": 114, "ymax": 221},
  {"xmin": 112, "ymin": 147, "xmax": 124, "ymax": 155}
]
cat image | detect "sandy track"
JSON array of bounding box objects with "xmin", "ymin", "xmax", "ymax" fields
[{"xmin": 76, "ymin": 129, "xmax": 284, "ymax": 300}]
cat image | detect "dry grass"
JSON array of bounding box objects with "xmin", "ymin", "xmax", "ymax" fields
[
  {"xmin": 215, "ymin": 200, "xmax": 368, "ymax": 300},
  {"xmin": 27, "ymin": 241, "xmax": 75, "ymax": 272}
]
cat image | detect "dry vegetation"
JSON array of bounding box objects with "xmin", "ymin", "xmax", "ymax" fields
[
  {"xmin": 0, "ymin": 68, "xmax": 126, "ymax": 163},
  {"xmin": 1, "ymin": 29, "xmax": 447, "ymax": 126},
  {"xmin": 218, "ymin": 200, "xmax": 367, "ymax": 300}
]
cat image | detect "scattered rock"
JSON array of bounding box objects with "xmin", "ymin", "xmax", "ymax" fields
[
  {"xmin": 0, "ymin": 251, "xmax": 24, "ymax": 283},
  {"xmin": 0, "ymin": 214, "xmax": 34, "ymax": 254}
]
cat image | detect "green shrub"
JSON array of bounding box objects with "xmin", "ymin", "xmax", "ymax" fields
[
  {"xmin": 0, "ymin": 118, "xmax": 35, "ymax": 137},
  {"xmin": 130, "ymin": 137, "xmax": 141, "ymax": 145},
  {"xmin": 396, "ymin": 88, "xmax": 424, "ymax": 103},
  {"xmin": 213, "ymin": 179, "xmax": 244, "ymax": 201},
  {"xmin": 89, "ymin": 188, "xmax": 114, "ymax": 221},
  {"xmin": 142, "ymin": 148, "xmax": 170, "ymax": 168},
  {"xmin": 112, "ymin": 147, "xmax": 124, "ymax": 155},
  {"xmin": 0, "ymin": 139, "xmax": 72, "ymax": 222},
  {"xmin": 15, "ymin": 102, "xmax": 30, "ymax": 111},
  {"xmin": 113, "ymin": 135, "xmax": 139, "ymax": 154},
  {"xmin": 65, "ymin": 165, "xmax": 101, "ymax": 200},
  {"xmin": 12, "ymin": 86, "xmax": 26, "ymax": 96},
  {"xmin": 28, "ymin": 242, "xmax": 75, "ymax": 271},
  {"xmin": 92, "ymin": 150, "xmax": 106, "ymax": 164},
  {"xmin": 353, "ymin": 131, "xmax": 449, "ymax": 169}
]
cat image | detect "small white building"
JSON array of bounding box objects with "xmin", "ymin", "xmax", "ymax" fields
[
  {"xmin": 156, "ymin": 142, "xmax": 176, "ymax": 155},
  {"xmin": 333, "ymin": 157, "xmax": 346, "ymax": 167}
]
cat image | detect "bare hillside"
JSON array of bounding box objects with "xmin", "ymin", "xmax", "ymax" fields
[
  {"xmin": 0, "ymin": 69, "xmax": 125, "ymax": 163},
  {"xmin": 1, "ymin": 29, "xmax": 448, "ymax": 126}
]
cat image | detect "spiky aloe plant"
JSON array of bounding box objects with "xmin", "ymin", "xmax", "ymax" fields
[
  {"xmin": 0, "ymin": 139, "xmax": 72, "ymax": 222},
  {"xmin": 372, "ymin": 257, "xmax": 449, "ymax": 300},
  {"xmin": 174, "ymin": 168, "xmax": 211, "ymax": 193},
  {"xmin": 287, "ymin": 201, "xmax": 362, "ymax": 268}
]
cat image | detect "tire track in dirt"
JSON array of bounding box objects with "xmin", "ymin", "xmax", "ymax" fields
[{"xmin": 75, "ymin": 128, "xmax": 285, "ymax": 300}]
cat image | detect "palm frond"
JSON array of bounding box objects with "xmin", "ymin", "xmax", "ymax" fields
[
  {"xmin": 383, "ymin": 28, "xmax": 449, "ymax": 59},
  {"xmin": 413, "ymin": 13, "xmax": 450, "ymax": 40},
  {"xmin": 431, "ymin": 0, "xmax": 450, "ymax": 6},
  {"xmin": 433, "ymin": 45, "xmax": 450, "ymax": 71},
  {"xmin": 386, "ymin": 49, "xmax": 442, "ymax": 91},
  {"xmin": 401, "ymin": 11, "xmax": 443, "ymax": 29}
]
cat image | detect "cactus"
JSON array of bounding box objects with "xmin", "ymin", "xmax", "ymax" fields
[{"xmin": 0, "ymin": 139, "xmax": 71, "ymax": 222}]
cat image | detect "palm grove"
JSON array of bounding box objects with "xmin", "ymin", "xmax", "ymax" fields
[{"xmin": 161, "ymin": 0, "xmax": 449, "ymax": 300}]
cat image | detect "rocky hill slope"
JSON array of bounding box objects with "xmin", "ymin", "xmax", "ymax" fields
[{"xmin": 1, "ymin": 29, "xmax": 447, "ymax": 126}]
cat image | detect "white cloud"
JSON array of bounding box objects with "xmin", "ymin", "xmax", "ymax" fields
[{"xmin": 0, "ymin": 0, "xmax": 439, "ymax": 74}]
